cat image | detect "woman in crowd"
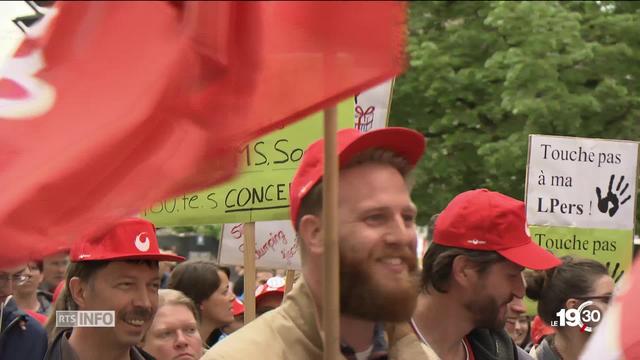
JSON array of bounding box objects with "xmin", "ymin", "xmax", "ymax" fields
[
  {"xmin": 525, "ymin": 256, "xmax": 614, "ymax": 360},
  {"xmin": 512, "ymin": 313, "xmax": 532, "ymax": 350},
  {"xmin": 141, "ymin": 289, "xmax": 203, "ymax": 360},
  {"xmin": 505, "ymin": 297, "xmax": 532, "ymax": 350},
  {"xmin": 168, "ymin": 261, "xmax": 235, "ymax": 348}
]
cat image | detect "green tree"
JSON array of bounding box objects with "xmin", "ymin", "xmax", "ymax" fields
[{"xmin": 391, "ymin": 1, "xmax": 640, "ymax": 225}]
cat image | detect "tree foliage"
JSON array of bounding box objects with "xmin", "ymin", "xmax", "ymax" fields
[{"xmin": 391, "ymin": 1, "xmax": 640, "ymax": 225}]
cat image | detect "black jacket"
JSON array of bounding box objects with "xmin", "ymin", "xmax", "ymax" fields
[
  {"xmin": 467, "ymin": 328, "xmax": 533, "ymax": 360},
  {"xmin": 0, "ymin": 297, "xmax": 48, "ymax": 360},
  {"xmin": 45, "ymin": 329, "xmax": 155, "ymax": 360}
]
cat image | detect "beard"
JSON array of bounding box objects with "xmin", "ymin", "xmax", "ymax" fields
[
  {"xmin": 339, "ymin": 244, "xmax": 420, "ymax": 322},
  {"xmin": 465, "ymin": 292, "xmax": 511, "ymax": 330}
]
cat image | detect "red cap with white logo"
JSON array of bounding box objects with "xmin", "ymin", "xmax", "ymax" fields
[
  {"xmin": 232, "ymin": 298, "xmax": 245, "ymax": 316},
  {"xmin": 70, "ymin": 218, "xmax": 184, "ymax": 262},
  {"xmin": 255, "ymin": 276, "xmax": 286, "ymax": 302},
  {"xmin": 434, "ymin": 189, "xmax": 561, "ymax": 270}
]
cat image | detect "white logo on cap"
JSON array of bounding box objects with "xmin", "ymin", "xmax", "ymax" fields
[
  {"xmin": 135, "ymin": 232, "xmax": 150, "ymax": 252},
  {"xmin": 467, "ymin": 239, "xmax": 487, "ymax": 245},
  {"xmin": 266, "ymin": 276, "xmax": 286, "ymax": 289}
]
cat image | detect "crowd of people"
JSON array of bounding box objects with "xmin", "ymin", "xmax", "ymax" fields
[{"xmin": 0, "ymin": 127, "xmax": 620, "ymax": 360}]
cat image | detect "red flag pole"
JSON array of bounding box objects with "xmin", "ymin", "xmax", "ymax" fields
[
  {"xmin": 243, "ymin": 222, "xmax": 256, "ymax": 324},
  {"xmin": 322, "ymin": 106, "xmax": 340, "ymax": 359}
]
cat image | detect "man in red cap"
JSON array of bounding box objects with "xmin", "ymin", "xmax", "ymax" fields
[
  {"xmin": 44, "ymin": 218, "xmax": 184, "ymax": 360},
  {"xmin": 411, "ymin": 189, "xmax": 560, "ymax": 360},
  {"xmin": 204, "ymin": 127, "xmax": 427, "ymax": 359}
]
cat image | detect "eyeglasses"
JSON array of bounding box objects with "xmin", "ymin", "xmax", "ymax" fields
[
  {"xmin": 574, "ymin": 295, "xmax": 612, "ymax": 304},
  {"xmin": 0, "ymin": 273, "xmax": 32, "ymax": 286},
  {"xmin": 0, "ymin": 272, "xmax": 31, "ymax": 287}
]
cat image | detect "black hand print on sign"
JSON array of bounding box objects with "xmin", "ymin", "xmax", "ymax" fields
[
  {"xmin": 606, "ymin": 261, "xmax": 624, "ymax": 283},
  {"xmin": 595, "ymin": 175, "xmax": 631, "ymax": 217}
]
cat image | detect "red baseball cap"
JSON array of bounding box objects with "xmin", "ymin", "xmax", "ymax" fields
[
  {"xmin": 71, "ymin": 218, "xmax": 185, "ymax": 262},
  {"xmin": 290, "ymin": 127, "xmax": 426, "ymax": 228},
  {"xmin": 434, "ymin": 189, "xmax": 560, "ymax": 270},
  {"xmin": 232, "ymin": 298, "xmax": 245, "ymax": 316},
  {"xmin": 255, "ymin": 276, "xmax": 286, "ymax": 304}
]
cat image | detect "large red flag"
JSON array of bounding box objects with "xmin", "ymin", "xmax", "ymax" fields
[
  {"xmin": 0, "ymin": 1, "xmax": 406, "ymax": 267},
  {"xmin": 581, "ymin": 255, "xmax": 640, "ymax": 359}
]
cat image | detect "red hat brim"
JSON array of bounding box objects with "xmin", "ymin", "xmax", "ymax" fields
[
  {"xmin": 338, "ymin": 127, "xmax": 425, "ymax": 169},
  {"xmin": 498, "ymin": 241, "xmax": 561, "ymax": 270},
  {"xmin": 74, "ymin": 253, "xmax": 185, "ymax": 262}
]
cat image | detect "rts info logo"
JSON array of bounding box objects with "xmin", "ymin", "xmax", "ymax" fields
[
  {"xmin": 551, "ymin": 301, "xmax": 601, "ymax": 333},
  {"xmin": 56, "ymin": 311, "xmax": 115, "ymax": 328}
]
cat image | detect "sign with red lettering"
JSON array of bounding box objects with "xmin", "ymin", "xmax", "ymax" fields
[{"xmin": 218, "ymin": 220, "xmax": 300, "ymax": 269}]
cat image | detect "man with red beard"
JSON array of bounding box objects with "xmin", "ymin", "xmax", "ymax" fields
[
  {"xmin": 203, "ymin": 127, "xmax": 427, "ymax": 359},
  {"xmin": 44, "ymin": 218, "xmax": 184, "ymax": 360},
  {"xmin": 411, "ymin": 189, "xmax": 561, "ymax": 360}
]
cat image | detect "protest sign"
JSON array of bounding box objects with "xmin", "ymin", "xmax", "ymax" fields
[
  {"xmin": 526, "ymin": 135, "xmax": 639, "ymax": 278},
  {"xmin": 354, "ymin": 79, "xmax": 393, "ymax": 132},
  {"xmin": 219, "ymin": 220, "xmax": 300, "ymax": 270},
  {"xmin": 143, "ymin": 100, "xmax": 353, "ymax": 225}
]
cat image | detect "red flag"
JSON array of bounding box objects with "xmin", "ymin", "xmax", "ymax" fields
[
  {"xmin": 581, "ymin": 256, "xmax": 640, "ymax": 359},
  {"xmin": 0, "ymin": 1, "xmax": 406, "ymax": 267}
]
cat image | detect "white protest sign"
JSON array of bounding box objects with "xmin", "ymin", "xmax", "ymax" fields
[
  {"xmin": 354, "ymin": 79, "xmax": 393, "ymax": 132},
  {"xmin": 526, "ymin": 135, "xmax": 639, "ymax": 230},
  {"xmin": 219, "ymin": 220, "xmax": 300, "ymax": 270}
]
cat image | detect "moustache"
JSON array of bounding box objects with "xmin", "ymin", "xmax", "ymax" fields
[{"xmin": 119, "ymin": 307, "xmax": 154, "ymax": 322}]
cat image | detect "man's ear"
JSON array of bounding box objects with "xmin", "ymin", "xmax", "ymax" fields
[
  {"xmin": 68, "ymin": 277, "xmax": 88, "ymax": 309},
  {"xmin": 299, "ymin": 214, "xmax": 323, "ymax": 256},
  {"xmin": 451, "ymin": 255, "xmax": 478, "ymax": 289}
]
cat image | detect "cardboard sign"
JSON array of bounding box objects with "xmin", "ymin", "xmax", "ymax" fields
[
  {"xmin": 219, "ymin": 220, "xmax": 301, "ymax": 270},
  {"xmin": 527, "ymin": 135, "xmax": 638, "ymax": 229},
  {"xmin": 143, "ymin": 100, "xmax": 353, "ymax": 225},
  {"xmin": 526, "ymin": 134, "xmax": 639, "ymax": 278}
]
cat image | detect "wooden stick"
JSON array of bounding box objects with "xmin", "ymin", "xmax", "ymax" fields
[
  {"xmin": 284, "ymin": 269, "xmax": 295, "ymax": 297},
  {"xmin": 243, "ymin": 222, "xmax": 256, "ymax": 324},
  {"xmin": 322, "ymin": 106, "xmax": 340, "ymax": 359}
]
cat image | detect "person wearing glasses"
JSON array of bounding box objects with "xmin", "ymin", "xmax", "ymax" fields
[
  {"xmin": 525, "ymin": 256, "xmax": 614, "ymax": 360},
  {"xmin": 0, "ymin": 264, "xmax": 48, "ymax": 360},
  {"xmin": 14, "ymin": 262, "xmax": 52, "ymax": 319}
]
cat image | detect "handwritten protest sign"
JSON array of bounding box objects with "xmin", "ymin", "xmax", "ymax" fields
[
  {"xmin": 143, "ymin": 100, "xmax": 353, "ymax": 225},
  {"xmin": 354, "ymin": 79, "xmax": 393, "ymax": 132},
  {"xmin": 219, "ymin": 220, "xmax": 301, "ymax": 269},
  {"xmin": 526, "ymin": 135, "xmax": 639, "ymax": 280}
]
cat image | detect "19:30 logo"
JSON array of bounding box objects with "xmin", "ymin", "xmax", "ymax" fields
[{"xmin": 554, "ymin": 301, "xmax": 601, "ymax": 332}]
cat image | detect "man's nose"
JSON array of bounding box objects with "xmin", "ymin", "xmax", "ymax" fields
[
  {"xmin": 512, "ymin": 273, "xmax": 526, "ymax": 299},
  {"xmin": 175, "ymin": 330, "xmax": 188, "ymax": 348},
  {"xmin": 384, "ymin": 215, "xmax": 416, "ymax": 246},
  {"xmin": 132, "ymin": 287, "xmax": 152, "ymax": 308}
]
